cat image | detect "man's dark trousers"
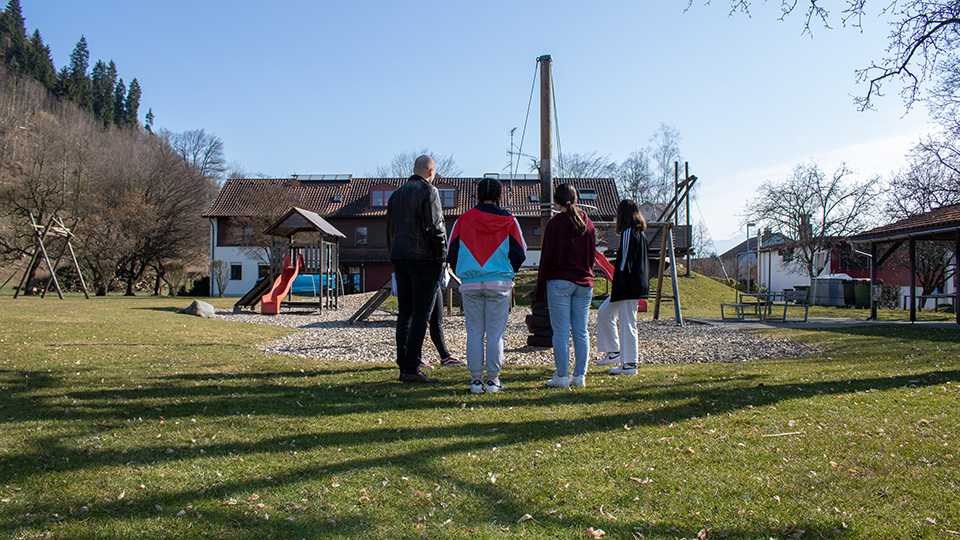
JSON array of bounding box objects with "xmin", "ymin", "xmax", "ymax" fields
[{"xmin": 393, "ymin": 259, "xmax": 443, "ymax": 375}]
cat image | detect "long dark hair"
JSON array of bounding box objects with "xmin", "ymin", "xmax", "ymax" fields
[
  {"xmin": 554, "ymin": 183, "xmax": 586, "ymax": 237},
  {"xmin": 477, "ymin": 177, "xmax": 501, "ymax": 205},
  {"xmin": 616, "ymin": 199, "xmax": 646, "ymax": 234}
]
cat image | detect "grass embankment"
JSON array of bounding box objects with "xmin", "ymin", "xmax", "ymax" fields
[{"xmin": 0, "ymin": 292, "xmax": 958, "ymax": 539}]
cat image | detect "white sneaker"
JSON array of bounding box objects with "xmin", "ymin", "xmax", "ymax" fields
[
  {"xmin": 470, "ymin": 379, "xmax": 485, "ymax": 393},
  {"xmin": 597, "ymin": 352, "xmax": 620, "ymax": 366},
  {"xmin": 608, "ymin": 363, "xmax": 638, "ymax": 375},
  {"xmin": 485, "ymin": 378, "xmax": 504, "ymax": 393},
  {"xmin": 546, "ymin": 374, "xmax": 570, "ymax": 388},
  {"xmin": 571, "ymin": 374, "xmax": 585, "ymax": 387}
]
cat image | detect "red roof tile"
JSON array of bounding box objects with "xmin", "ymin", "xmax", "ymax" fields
[{"xmin": 848, "ymin": 203, "xmax": 960, "ymax": 242}]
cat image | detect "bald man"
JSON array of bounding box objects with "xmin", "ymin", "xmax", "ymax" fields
[{"xmin": 386, "ymin": 155, "xmax": 448, "ymax": 383}]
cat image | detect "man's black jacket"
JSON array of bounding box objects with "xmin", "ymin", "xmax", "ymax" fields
[{"xmin": 386, "ymin": 175, "xmax": 447, "ymax": 262}]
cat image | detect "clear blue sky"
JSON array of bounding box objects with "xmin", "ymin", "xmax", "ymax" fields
[{"xmin": 26, "ymin": 1, "xmax": 934, "ymax": 253}]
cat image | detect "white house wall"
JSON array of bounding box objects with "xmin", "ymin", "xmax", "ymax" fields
[
  {"xmin": 208, "ymin": 219, "xmax": 268, "ymax": 297},
  {"xmin": 211, "ymin": 246, "xmax": 268, "ymax": 297},
  {"xmin": 759, "ymin": 251, "xmax": 810, "ymax": 293}
]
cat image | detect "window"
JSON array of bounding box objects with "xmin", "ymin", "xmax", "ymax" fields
[
  {"xmin": 230, "ymin": 263, "xmax": 243, "ymax": 281},
  {"xmin": 258, "ymin": 265, "xmax": 270, "ymax": 280},
  {"xmin": 439, "ymin": 189, "xmax": 456, "ymax": 208},
  {"xmin": 371, "ymin": 189, "xmax": 394, "ymax": 207},
  {"xmin": 579, "ymin": 189, "xmax": 597, "ymax": 201},
  {"xmin": 356, "ymin": 227, "xmax": 368, "ymax": 246},
  {"xmin": 529, "ymin": 194, "xmax": 539, "ymax": 202},
  {"xmin": 533, "ymin": 228, "xmax": 541, "ymax": 237}
]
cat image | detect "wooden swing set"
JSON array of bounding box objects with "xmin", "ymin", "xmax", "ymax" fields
[{"xmin": 11, "ymin": 213, "xmax": 89, "ymax": 299}]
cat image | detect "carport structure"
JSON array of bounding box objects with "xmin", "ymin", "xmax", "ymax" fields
[{"xmin": 848, "ymin": 203, "xmax": 960, "ymax": 325}]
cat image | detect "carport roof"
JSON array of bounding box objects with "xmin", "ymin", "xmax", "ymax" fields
[{"xmin": 848, "ymin": 203, "xmax": 960, "ymax": 243}]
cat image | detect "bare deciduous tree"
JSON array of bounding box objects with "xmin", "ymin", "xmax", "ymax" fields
[
  {"xmin": 747, "ymin": 161, "xmax": 880, "ymax": 279},
  {"xmin": 886, "ymin": 134, "xmax": 959, "ymax": 300},
  {"xmin": 0, "ymin": 68, "xmax": 92, "ymax": 293},
  {"xmin": 555, "ymin": 151, "xmax": 618, "ymax": 179},
  {"xmin": 211, "ymin": 259, "xmax": 228, "ymax": 297},
  {"xmin": 649, "ymin": 123, "xmax": 683, "ymax": 204},
  {"xmin": 615, "ymin": 149, "xmax": 655, "ymax": 203},
  {"xmin": 374, "ymin": 149, "xmax": 463, "ymax": 178},
  {"xmin": 161, "ymin": 128, "xmax": 227, "ymax": 183},
  {"xmin": 704, "ymin": 0, "xmax": 960, "ymax": 111},
  {"xmin": 887, "ymin": 133, "xmax": 960, "ymax": 219}
]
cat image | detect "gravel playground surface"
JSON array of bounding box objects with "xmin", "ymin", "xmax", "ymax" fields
[{"xmin": 216, "ymin": 292, "xmax": 826, "ymax": 367}]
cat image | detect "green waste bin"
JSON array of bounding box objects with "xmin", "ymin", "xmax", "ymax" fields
[
  {"xmin": 794, "ymin": 285, "xmax": 811, "ymax": 305},
  {"xmin": 854, "ymin": 281, "xmax": 871, "ymax": 308}
]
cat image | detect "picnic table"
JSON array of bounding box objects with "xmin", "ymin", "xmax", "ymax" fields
[{"xmin": 720, "ymin": 290, "xmax": 809, "ymax": 322}]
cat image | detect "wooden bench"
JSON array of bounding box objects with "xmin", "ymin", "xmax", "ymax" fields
[{"xmin": 916, "ymin": 293, "xmax": 957, "ymax": 311}]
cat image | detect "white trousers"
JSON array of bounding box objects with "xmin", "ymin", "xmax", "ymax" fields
[
  {"xmin": 595, "ymin": 297, "xmax": 639, "ymax": 364},
  {"xmin": 461, "ymin": 288, "xmax": 512, "ymax": 379}
]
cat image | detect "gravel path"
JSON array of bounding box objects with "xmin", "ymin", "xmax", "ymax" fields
[{"xmin": 216, "ymin": 292, "xmax": 825, "ymax": 366}]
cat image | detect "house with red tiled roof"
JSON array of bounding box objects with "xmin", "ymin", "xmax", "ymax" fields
[{"xmin": 202, "ymin": 174, "xmax": 619, "ymax": 296}]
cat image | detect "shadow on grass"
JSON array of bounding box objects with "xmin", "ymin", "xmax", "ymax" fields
[
  {"xmin": 1, "ymin": 325, "xmax": 956, "ymax": 538},
  {"xmin": 133, "ymin": 306, "xmax": 194, "ymax": 313},
  {"xmin": 799, "ymin": 323, "xmax": 960, "ymax": 344}
]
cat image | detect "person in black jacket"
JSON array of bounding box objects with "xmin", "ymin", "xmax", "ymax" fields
[
  {"xmin": 595, "ymin": 199, "xmax": 649, "ymax": 375},
  {"xmin": 386, "ymin": 155, "xmax": 447, "ymax": 383}
]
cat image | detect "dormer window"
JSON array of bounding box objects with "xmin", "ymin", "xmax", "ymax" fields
[
  {"xmin": 439, "ymin": 188, "xmax": 456, "ymax": 208},
  {"xmin": 579, "ymin": 189, "xmax": 597, "ymax": 201},
  {"xmin": 371, "ymin": 189, "xmax": 394, "ymax": 207}
]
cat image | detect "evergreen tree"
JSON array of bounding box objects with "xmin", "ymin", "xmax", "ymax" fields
[
  {"xmin": 145, "ymin": 107, "xmax": 155, "ymax": 133},
  {"xmin": 67, "ymin": 36, "xmax": 91, "ymax": 110},
  {"xmin": 113, "ymin": 77, "xmax": 126, "ymax": 126},
  {"xmin": 28, "ymin": 30, "xmax": 56, "ymax": 89},
  {"xmin": 3, "ymin": 0, "xmax": 23, "ymax": 29},
  {"xmin": 0, "ymin": 0, "xmax": 28, "ymax": 73},
  {"xmin": 55, "ymin": 65, "xmax": 70, "ymax": 97},
  {"xmin": 124, "ymin": 78, "xmax": 141, "ymax": 126},
  {"xmin": 90, "ymin": 59, "xmax": 117, "ymax": 127}
]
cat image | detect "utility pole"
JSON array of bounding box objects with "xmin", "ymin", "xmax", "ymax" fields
[{"xmin": 539, "ymin": 54, "xmax": 553, "ymax": 241}]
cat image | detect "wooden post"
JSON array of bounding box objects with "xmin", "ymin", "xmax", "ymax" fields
[
  {"xmin": 667, "ymin": 227, "xmax": 683, "ymax": 326},
  {"xmin": 870, "ymin": 241, "xmax": 878, "ymax": 320},
  {"xmin": 60, "ymin": 218, "xmax": 90, "ymax": 299},
  {"xmin": 685, "ymin": 162, "xmax": 691, "ymax": 277},
  {"xmin": 909, "ymin": 237, "xmax": 916, "ymax": 323},
  {"xmin": 653, "ymin": 225, "xmax": 669, "ymax": 320},
  {"xmin": 539, "ymin": 54, "xmax": 553, "ymax": 238}
]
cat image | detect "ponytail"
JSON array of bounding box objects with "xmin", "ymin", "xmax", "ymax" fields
[{"xmin": 555, "ymin": 183, "xmax": 586, "ymax": 237}]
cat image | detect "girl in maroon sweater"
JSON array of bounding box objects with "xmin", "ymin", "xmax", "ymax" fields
[{"xmin": 534, "ymin": 184, "xmax": 596, "ymax": 388}]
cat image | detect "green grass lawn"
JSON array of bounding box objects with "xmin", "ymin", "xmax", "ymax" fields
[{"xmin": 1, "ymin": 291, "xmax": 958, "ymax": 539}]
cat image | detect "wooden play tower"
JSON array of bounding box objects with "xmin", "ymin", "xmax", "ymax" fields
[{"xmin": 233, "ymin": 207, "xmax": 345, "ymax": 313}]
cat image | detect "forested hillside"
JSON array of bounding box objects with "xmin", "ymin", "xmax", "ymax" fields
[{"xmin": 0, "ymin": 0, "xmax": 223, "ymax": 296}]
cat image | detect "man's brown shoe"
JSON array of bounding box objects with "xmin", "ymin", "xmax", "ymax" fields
[{"xmin": 399, "ymin": 372, "xmax": 439, "ymax": 383}]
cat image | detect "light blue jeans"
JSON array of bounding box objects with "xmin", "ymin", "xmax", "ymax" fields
[
  {"xmin": 461, "ymin": 288, "xmax": 512, "ymax": 380},
  {"xmin": 546, "ymin": 279, "xmax": 592, "ymax": 377}
]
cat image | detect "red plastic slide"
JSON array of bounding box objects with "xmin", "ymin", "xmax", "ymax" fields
[
  {"xmin": 594, "ymin": 249, "xmax": 647, "ymax": 313},
  {"xmin": 261, "ymin": 253, "xmax": 304, "ymax": 315},
  {"xmin": 594, "ymin": 249, "xmax": 615, "ymax": 281}
]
